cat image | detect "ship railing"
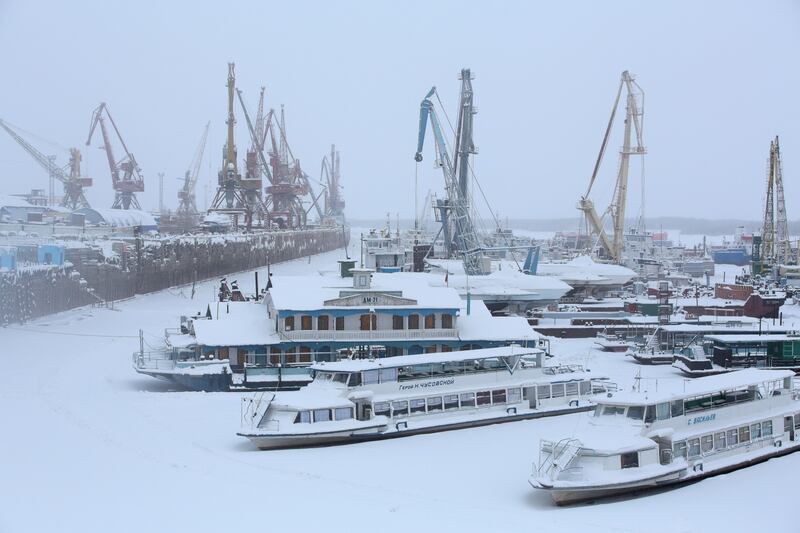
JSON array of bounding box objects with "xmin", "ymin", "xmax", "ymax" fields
[
  {"xmin": 592, "ymin": 380, "xmax": 619, "ymax": 394},
  {"xmin": 542, "ymin": 364, "xmax": 585, "ymax": 375},
  {"xmin": 241, "ymin": 392, "xmax": 276, "ymax": 430},
  {"xmin": 131, "ymin": 350, "xmax": 178, "ymax": 371},
  {"xmin": 536, "ymin": 438, "xmax": 583, "ymax": 480}
]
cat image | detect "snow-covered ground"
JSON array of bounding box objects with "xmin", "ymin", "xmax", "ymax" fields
[{"xmin": 1, "ymin": 247, "xmax": 799, "ymax": 533}]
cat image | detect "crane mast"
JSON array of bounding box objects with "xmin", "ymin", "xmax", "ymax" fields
[
  {"xmin": 415, "ymin": 68, "xmax": 488, "ymax": 276},
  {"xmin": 762, "ymin": 136, "xmax": 793, "ymax": 266},
  {"xmin": 0, "ymin": 119, "xmax": 92, "ymax": 210},
  {"xmin": 578, "ymin": 70, "xmax": 645, "ymax": 263},
  {"xmin": 86, "ymin": 102, "xmax": 145, "ymax": 210}
]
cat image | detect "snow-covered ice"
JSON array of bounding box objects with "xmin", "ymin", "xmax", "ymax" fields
[{"xmin": 1, "ymin": 247, "xmax": 799, "ymax": 533}]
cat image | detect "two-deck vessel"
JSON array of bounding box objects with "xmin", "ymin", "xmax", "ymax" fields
[
  {"xmin": 238, "ymin": 345, "xmax": 614, "ymax": 449},
  {"xmin": 530, "ymin": 369, "xmax": 800, "ymax": 504}
]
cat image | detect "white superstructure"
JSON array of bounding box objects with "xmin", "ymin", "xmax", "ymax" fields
[
  {"xmin": 239, "ymin": 345, "xmax": 612, "ymax": 449},
  {"xmin": 530, "ymin": 369, "xmax": 800, "ymax": 504}
]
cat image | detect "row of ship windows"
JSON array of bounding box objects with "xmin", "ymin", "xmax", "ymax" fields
[
  {"xmin": 284, "ymin": 314, "xmax": 454, "ymax": 331},
  {"xmin": 290, "ymin": 382, "xmax": 592, "ymax": 425},
  {"xmin": 374, "ymin": 388, "xmax": 524, "ymax": 417},
  {"xmin": 672, "ymin": 419, "xmax": 775, "ymax": 460}
]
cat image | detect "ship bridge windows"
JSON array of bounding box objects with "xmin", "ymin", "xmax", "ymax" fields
[{"xmin": 626, "ymin": 406, "xmax": 645, "ymax": 420}]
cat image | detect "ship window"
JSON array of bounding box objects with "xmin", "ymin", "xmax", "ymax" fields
[
  {"xmin": 301, "ymin": 315, "xmax": 312, "ymax": 330},
  {"xmin": 580, "ymin": 381, "xmax": 591, "ymax": 395},
  {"xmin": 751, "ymin": 422, "xmax": 761, "ymax": 439},
  {"xmin": 348, "ymin": 373, "xmax": 362, "ymax": 387},
  {"xmin": 602, "ymin": 406, "xmax": 625, "ymax": 416},
  {"xmin": 794, "ymin": 413, "xmax": 800, "ymax": 429},
  {"xmin": 551, "ymin": 384, "xmax": 565, "ymax": 398},
  {"xmin": 374, "ymin": 402, "xmax": 390, "ymax": 417},
  {"xmin": 701, "ymin": 435, "xmax": 714, "ymax": 453},
  {"xmin": 299, "ymin": 347, "xmax": 312, "ymax": 363},
  {"xmin": 673, "ymin": 441, "xmax": 687, "ymax": 459},
  {"xmin": 492, "ymin": 389, "xmax": 507, "ymax": 404},
  {"xmin": 408, "ymin": 314, "xmax": 420, "ymax": 330},
  {"xmin": 763, "ymin": 420, "xmax": 773, "ymax": 436},
  {"xmin": 318, "ymin": 315, "xmax": 330, "ymax": 330},
  {"xmin": 442, "ymin": 314, "xmax": 453, "ymax": 329},
  {"xmin": 444, "ymin": 394, "xmax": 460, "ymax": 409},
  {"xmin": 727, "ymin": 429, "xmax": 739, "ymax": 446},
  {"xmin": 335, "ymin": 316, "xmax": 344, "ymax": 331},
  {"xmin": 460, "ymin": 393, "xmax": 475, "ymax": 407},
  {"xmin": 392, "ymin": 400, "xmax": 409, "ymax": 416},
  {"xmin": 626, "ymin": 406, "xmax": 645, "ymax": 420},
  {"xmin": 688, "ymin": 438, "xmax": 701, "ymax": 458},
  {"xmin": 441, "ymin": 345, "xmax": 452, "ymax": 352},
  {"xmin": 426, "ymin": 397, "xmax": 443, "ymax": 411},
  {"xmin": 714, "ymin": 432, "xmax": 726, "ymax": 450},
  {"xmin": 537, "ymin": 385, "xmax": 551, "ymax": 399},
  {"xmin": 739, "ymin": 425, "xmax": 750, "ymax": 443},
  {"xmin": 620, "ymin": 452, "xmax": 639, "ymax": 469},
  {"xmin": 392, "ymin": 315, "xmax": 404, "ymax": 330},
  {"xmin": 645, "ymin": 406, "xmax": 656, "ymax": 423},
  {"xmin": 565, "ymin": 382, "xmax": 579, "ymax": 396},
  {"xmin": 269, "ymin": 347, "xmax": 281, "ymax": 365},
  {"xmin": 656, "ymin": 402, "xmax": 671, "ymax": 421},
  {"xmin": 507, "ymin": 388, "xmax": 522, "ymax": 403},
  {"xmin": 285, "ymin": 348, "xmax": 298, "ymax": 364},
  {"xmin": 313, "ymin": 409, "xmax": 331, "ymax": 423},
  {"xmin": 379, "ymin": 368, "xmax": 398, "ymax": 383},
  {"xmin": 295, "ymin": 411, "xmax": 311, "ymax": 424},
  {"xmin": 410, "ymin": 399, "xmax": 426, "ymax": 413},
  {"xmin": 335, "ymin": 407, "xmax": 353, "ymax": 421},
  {"xmin": 363, "ymin": 369, "xmax": 380, "ymax": 385},
  {"xmin": 424, "ymin": 314, "xmax": 436, "ymax": 329},
  {"xmin": 476, "ymin": 391, "xmax": 491, "ymax": 406},
  {"xmin": 671, "ymin": 400, "xmax": 684, "ymax": 418},
  {"xmin": 332, "ymin": 373, "xmax": 348, "ymax": 384}
]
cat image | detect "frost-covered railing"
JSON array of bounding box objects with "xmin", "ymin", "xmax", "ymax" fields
[
  {"xmin": 241, "ymin": 392, "xmax": 275, "ymax": 430},
  {"xmin": 536, "ymin": 438, "xmax": 583, "ymax": 480},
  {"xmin": 281, "ymin": 328, "xmax": 458, "ymax": 342},
  {"xmin": 132, "ymin": 350, "xmax": 178, "ymax": 370}
]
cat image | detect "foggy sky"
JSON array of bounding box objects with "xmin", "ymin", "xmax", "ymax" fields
[{"xmin": 0, "ymin": 0, "xmax": 798, "ymax": 222}]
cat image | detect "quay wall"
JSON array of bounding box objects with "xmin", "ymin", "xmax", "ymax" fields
[{"xmin": 0, "ymin": 227, "xmax": 347, "ymax": 324}]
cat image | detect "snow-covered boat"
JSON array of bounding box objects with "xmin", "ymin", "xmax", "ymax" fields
[
  {"xmin": 593, "ymin": 332, "xmax": 631, "ymax": 353},
  {"xmin": 238, "ymin": 345, "xmax": 615, "ymax": 449},
  {"xmin": 530, "ymin": 369, "xmax": 800, "ymax": 504},
  {"xmin": 630, "ymin": 347, "xmax": 674, "ymax": 365}
]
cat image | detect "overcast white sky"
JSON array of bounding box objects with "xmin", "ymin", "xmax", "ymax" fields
[{"xmin": 0, "ymin": 0, "xmax": 798, "ymax": 221}]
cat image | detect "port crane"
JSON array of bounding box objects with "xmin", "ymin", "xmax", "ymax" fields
[
  {"xmin": 761, "ymin": 136, "xmax": 793, "ymax": 266},
  {"xmin": 321, "ymin": 144, "xmax": 345, "ymax": 222},
  {"xmin": 0, "ymin": 119, "xmax": 92, "ymax": 210},
  {"xmin": 86, "ymin": 103, "xmax": 145, "ymax": 210},
  {"xmin": 415, "ymin": 68, "xmax": 489, "ymax": 276},
  {"xmin": 177, "ymin": 122, "xmax": 210, "ymax": 218},
  {"xmin": 578, "ymin": 70, "xmax": 645, "ymax": 263}
]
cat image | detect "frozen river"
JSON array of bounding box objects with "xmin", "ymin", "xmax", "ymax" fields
[{"xmin": 1, "ymin": 247, "xmax": 797, "ymax": 533}]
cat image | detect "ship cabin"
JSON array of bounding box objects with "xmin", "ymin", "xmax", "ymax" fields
[
  {"xmin": 243, "ymin": 346, "xmax": 596, "ymax": 436},
  {"xmin": 541, "ymin": 369, "xmax": 795, "ymax": 480},
  {"xmin": 706, "ymin": 333, "xmax": 800, "ymax": 370},
  {"xmin": 143, "ymin": 269, "xmax": 541, "ymax": 389}
]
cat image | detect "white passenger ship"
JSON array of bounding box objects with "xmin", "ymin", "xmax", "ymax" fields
[
  {"xmin": 530, "ymin": 369, "xmax": 800, "ymax": 504},
  {"xmin": 238, "ymin": 345, "xmax": 613, "ymax": 449}
]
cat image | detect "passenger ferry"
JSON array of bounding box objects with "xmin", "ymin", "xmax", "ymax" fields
[
  {"xmin": 238, "ymin": 345, "xmax": 614, "ymax": 449},
  {"xmin": 530, "ymin": 369, "xmax": 800, "ymax": 504}
]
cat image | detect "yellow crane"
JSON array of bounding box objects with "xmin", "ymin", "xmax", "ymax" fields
[{"xmin": 578, "ymin": 71, "xmax": 645, "ymax": 263}]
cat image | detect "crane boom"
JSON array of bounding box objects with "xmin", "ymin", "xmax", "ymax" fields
[
  {"xmin": 177, "ymin": 122, "xmax": 210, "ymax": 216},
  {"xmin": 1, "ymin": 119, "xmax": 92, "ymax": 209}
]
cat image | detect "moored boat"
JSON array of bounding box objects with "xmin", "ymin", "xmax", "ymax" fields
[
  {"xmin": 238, "ymin": 345, "xmax": 615, "ymax": 449},
  {"xmin": 530, "ymin": 369, "xmax": 800, "ymax": 504}
]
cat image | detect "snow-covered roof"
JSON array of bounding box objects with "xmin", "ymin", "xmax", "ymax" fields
[
  {"xmin": 268, "ymin": 272, "xmax": 463, "ymax": 311},
  {"xmin": 75, "ymin": 207, "xmax": 157, "ymax": 228},
  {"xmin": 190, "ymin": 301, "xmax": 278, "ymax": 346},
  {"xmin": 457, "ymin": 304, "xmax": 540, "ymax": 341},
  {"xmin": 310, "ymin": 345, "xmax": 539, "ymax": 372},
  {"xmin": 599, "ymin": 369, "xmax": 794, "ymax": 406}
]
